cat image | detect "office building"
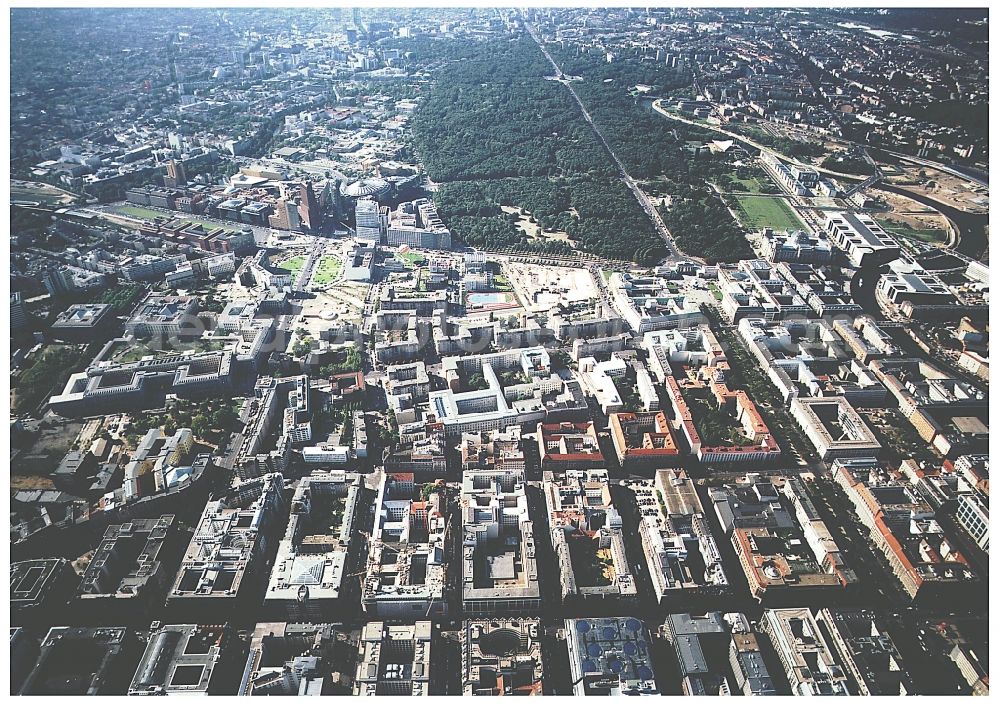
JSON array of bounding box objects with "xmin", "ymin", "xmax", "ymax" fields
[
  {"xmin": 718, "ymin": 260, "xmax": 811, "ymax": 322},
  {"xmin": 19, "ymin": 627, "xmax": 140, "ymax": 695},
  {"xmin": 955, "ymin": 492, "xmax": 989, "ymax": 552},
  {"xmin": 385, "ymin": 361, "xmax": 431, "ymax": 414},
  {"xmin": 168, "ymin": 473, "xmax": 287, "ymax": 609},
  {"xmin": 869, "ymin": 357, "xmax": 987, "ymax": 455},
  {"xmin": 10, "ymin": 558, "xmax": 79, "ymax": 622},
  {"xmin": 537, "ymin": 421, "xmax": 605, "ymax": 472},
  {"xmin": 297, "ymin": 182, "xmax": 321, "ymax": 231},
  {"xmin": 165, "ymin": 159, "xmax": 187, "ymax": 187},
  {"xmin": 824, "ymin": 212, "xmax": 900, "ymax": 268},
  {"xmin": 564, "ymin": 618, "xmax": 658, "ymax": 695},
  {"xmin": 460, "ymin": 427, "xmax": 526, "ymax": 472},
  {"xmin": 609, "ymin": 411, "xmax": 681, "ymax": 469},
  {"xmin": 949, "ymin": 644, "xmax": 989, "ymax": 695},
  {"xmin": 362, "ymin": 474, "xmax": 448, "ymax": 619},
  {"xmin": 833, "ymin": 459, "xmax": 979, "ymax": 599},
  {"xmin": 123, "ymin": 428, "xmax": 194, "ymax": 501},
  {"xmin": 462, "ymin": 618, "xmax": 543, "ymax": 695},
  {"xmin": 264, "ymin": 472, "xmax": 365, "ymax": 620},
  {"xmin": 10, "ymin": 291, "xmax": 28, "ymax": 330},
  {"xmin": 282, "ymin": 375, "xmax": 313, "ymax": 445},
  {"xmin": 760, "ymin": 229, "xmax": 833, "ymax": 264},
  {"xmin": 129, "ymin": 623, "xmax": 233, "ymax": 695},
  {"xmin": 608, "ymin": 272, "xmax": 706, "ymax": 334},
  {"xmin": 125, "ymin": 293, "xmax": 199, "ymax": 338},
  {"xmin": 630, "ymin": 470, "xmax": 728, "ymax": 602},
  {"xmin": 729, "ymin": 630, "xmax": 778, "ymax": 696},
  {"xmin": 385, "ymin": 198, "xmax": 452, "ymax": 250},
  {"xmin": 462, "ymin": 470, "xmax": 541, "ymax": 613},
  {"xmin": 51, "ymin": 303, "xmax": 114, "ymax": 340},
  {"xmin": 665, "ymin": 368, "xmax": 782, "ymax": 464},
  {"xmin": 790, "ymin": 397, "xmax": 882, "ymax": 461},
  {"xmin": 354, "ymin": 197, "xmax": 385, "ymax": 240},
  {"xmin": 739, "ymin": 318, "xmax": 886, "ymax": 407},
  {"xmin": 239, "ymin": 623, "xmax": 354, "ymax": 695},
  {"xmin": 761, "ymin": 608, "xmax": 850, "ymax": 696},
  {"xmin": 76, "ymin": 515, "xmax": 178, "ymax": 615},
  {"xmin": 662, "ymin": 612, "xmax": 731, "ymax": 695},
  {"xmin": 815, "ymin": 609, "xmax": 912, "ymax": 695},
  {"xmin": 429, "ymin": 347, "xmax": 561, "ymax": 437},
  {"xmin": 710, "ymin": 474, "xmax": 855, "ymax": 600},
  {"xmin": 354, "ymin": 621, "xmax": 433, "ymax": 695}
]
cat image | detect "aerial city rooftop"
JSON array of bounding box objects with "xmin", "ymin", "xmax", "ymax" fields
[{"xmin": 9, "ymin": 6, "xmax": 989, "ymax": 697}]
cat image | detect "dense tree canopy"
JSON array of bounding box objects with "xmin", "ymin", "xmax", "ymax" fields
[
  {"xmin": 546, "ymin": 45, "xmax": 757, "ymax": 262},
  {"xmin": 406, "ymin": 35, "xmax": 663, "ymax": 264},
  {"xmin": 410, "ymin": 36, "xmax": 615, "ymax": 182}
]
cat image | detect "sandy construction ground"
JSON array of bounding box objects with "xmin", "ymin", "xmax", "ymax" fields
[
  {"xmin": 878, "ymin": 190, "xmax": 951, "ymax": 231},
  {"xmin": 888, "ymin": 164, "xmax": 989, "ymax": 214},
  {"xmin": 505, "ymin": 261, "xmax": 597, "ymax": 312},
  {"xmin": 297, "ymin": 287, "xmax": 366, "ymax": 339}
]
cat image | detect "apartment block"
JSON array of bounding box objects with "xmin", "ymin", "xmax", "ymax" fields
[{"xmin": 543, "ymin": 469, "xmax": 637, "ymax": 601}]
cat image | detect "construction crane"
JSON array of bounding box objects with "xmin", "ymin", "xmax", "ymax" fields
[
  {"xmin": 354, "ymin": 498, "xmax": 454, "ymax": 620},
  {"xmin": 424, "ymin": 506, "xmax": 454, "ymax": 619}
]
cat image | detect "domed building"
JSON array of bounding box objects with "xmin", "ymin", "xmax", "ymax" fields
[{"xmin": 340, "ymin": 177, "xmax": 392, "ymax": 204}]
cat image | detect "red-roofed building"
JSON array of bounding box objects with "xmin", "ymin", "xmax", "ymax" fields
[
  {"xmin": 330, "ymin": 370, "xmax": 365, "ymax": 402},
  {"xmin": 664, "ymin": 368, "xmax": 781, "ymax": 464},
  {"xmin": 537, "ymin": 422, "xmax": 605, "ymax": 472},
  {"xmin": 833, "ymin": 459, "xmax": 980, "ymax": 600},
  {"xmin": 608, "ymin": 412, "xmax": 681, "ymax": 470}
]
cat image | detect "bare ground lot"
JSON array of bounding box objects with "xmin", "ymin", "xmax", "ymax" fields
[
  {"xmin": 12, "ymin": 416, "xmax": 89, "ymax": 489},
  {"xmin": 504, "ymin": 261, "xmax": 597, "ymax": 311},
  {"xmin": 11, "ymin": 179, "xmax": 80, "ymax": 206},
  {"xmin": 874, "ymin": 190, "xmax": 950, "ymax": 244},
  {"xmin": 887, "ymin": 164, "xmax": 989, "ymax": 214}
]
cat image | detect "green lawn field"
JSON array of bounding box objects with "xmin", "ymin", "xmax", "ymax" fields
[
  {"xmin": 396, "ymin": 251, "xmax": 427, "ymax": 267},
  {"xmin": 718, "ymin": 172, "xmax": 772, "ymax": 194},
  {"xmin": 112, "ymin": 205, "xmax": 241, "ymax": 232},
  {"xmin": 277, "ymin": 255, "xmax": 306, "ymax": 275},
  {"xmin": 733, "ymin": 195, "xmax": 804, "ymax": 231},
  {"xmin": 876, "ymin": 219, "xmax": 947, "ymax": 245},
  {"xmin": 312, "ymin": 256, "xmax": 342, "ymax": 285}
]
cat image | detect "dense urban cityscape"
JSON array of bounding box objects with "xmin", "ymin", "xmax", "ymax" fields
[{"xmin": 9, "ymin": 7, "xmax": 989, "ymax": 697}]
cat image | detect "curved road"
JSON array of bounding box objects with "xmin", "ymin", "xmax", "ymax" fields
[
  {"xmin": 653, "ymin": 99, "xmax": 987, "ymax": 217},
  {"xmin": 650, "ymin": 100, "xmax": 987, "ymax": 256},
  {"xmin": 524, "ymin": 21, "xmax": 699, "ymax": 266},
  {"xmin": 651, "ymin": 99, "xmax": 870, "ymax": 184}
]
